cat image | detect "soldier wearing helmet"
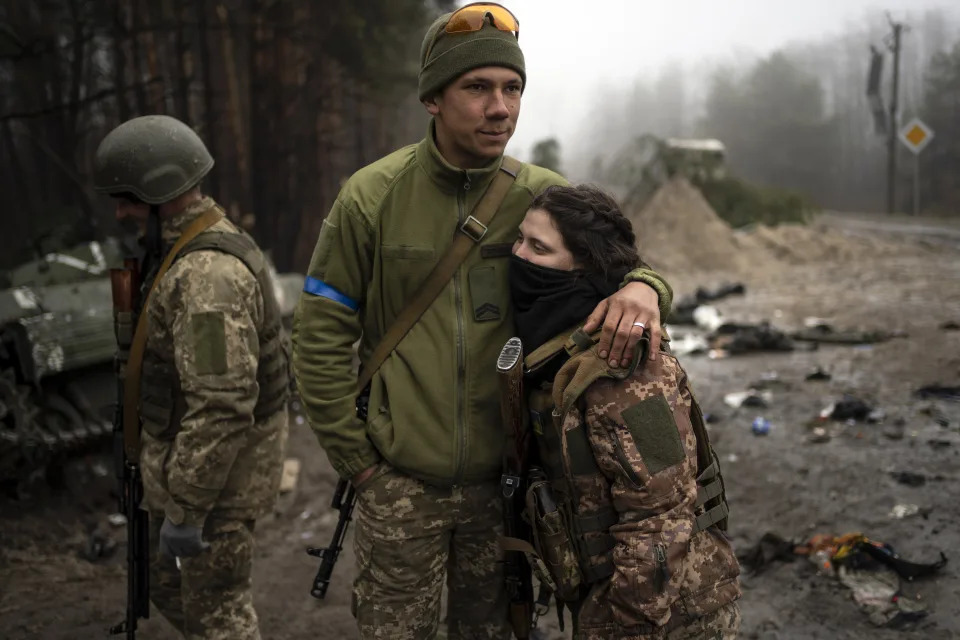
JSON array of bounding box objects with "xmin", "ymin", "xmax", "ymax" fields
[{"xmin": 94, "ymin": 115, "xmax": 289, "ymax": 640}]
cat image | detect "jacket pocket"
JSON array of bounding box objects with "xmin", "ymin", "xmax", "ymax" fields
[
  {"xmin": 140, "ymin": 360, "xmax": 184, "ymax": 441},
  {"xmin": 467, "ymin": 263, "xmax": 506, "ymax": 322},
  {"xmin": 609, "ymin": 529, "xmax": 689, "ymax": 628},
  {"xmin": 380, "ymin": 244, "xmax": 436, "ymax": 308}
]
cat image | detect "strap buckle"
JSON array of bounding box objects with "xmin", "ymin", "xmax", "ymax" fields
[{"xmin": 460, "ymin": 215, "xmax": 488, "ymax": 242}]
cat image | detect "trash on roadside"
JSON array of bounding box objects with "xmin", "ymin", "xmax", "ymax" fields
[
  {"xmin": 82, "ymin": 529, "xmax": 118, "ymax": 562},
  {"xmin": 670, "ymin": 332, "xmax": 709, "ymax": 356},
  {"xmin": 693, "ymin": 305, "xmax": 724, "ymax": 332},
  {"xmin": 737, "ymin": 531, "xmax": 796, "ymax": 574},
  {"xmin": 890, "ymin": 471, "xmax": 926, "ymax": 487},
  {"xmin": 939, "ymin": 320, "xmax": 959, "ymax": 331},
  {"xmin": 279, "ymin": 458, "xmax": 301, "ymax": 494},
  {"xmin": 793, "ymin": 532, "xmax": 947, "ymax": 627},
  {"xmin": 724, "ymin": 389, "xmax": 772, "ymax": 409},
  {"xmin": 751, "ymin": 416, "xmax": 771, "ymax": 436},
  {"xmin": 711, "ymin": 322, "xmax": 796, "ymax": 354},
  {"xmin": 827, "ymin": 396, "xmax": 874, "ymax": 422},
  {"xmin": 703, "ymin": 412, "xmax": 723, "ymax": 424},
  {"xmin": 888, "ymin": 504, "xmax": 921, "ymax": 519},
  {"xmin": 107, "ymin": 513, "xmax": 127, "ymax": 527},
  {"xmin": 913, "ymin": 385, "xmax": 960, "ymax": 401},
  {"xmin": 805, "ymin": 367, "xmax": 831, "ymax": 381},
  {"xmin": 670, "ymin": 284, "xmax": 746, "ymax": 326},
  {"xmin": 791, "ymin": 324, "xmax": 894, "ymax": 345},
  {"xmin": 726, "ymin": 453, "xmax": 739, "ymax": 463},
  {"xmin": 808, "ymin": 426, "xmax": 830, "ymax": 443}
]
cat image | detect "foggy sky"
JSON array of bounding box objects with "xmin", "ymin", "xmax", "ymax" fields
[{"xmin": 466, "ymin": 0, "xmax": 956, "ymax": 163}]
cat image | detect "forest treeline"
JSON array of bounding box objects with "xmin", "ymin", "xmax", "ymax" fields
[{"xmin": 1, "ymin": 3, "xmax": 958, "ymax": 274}]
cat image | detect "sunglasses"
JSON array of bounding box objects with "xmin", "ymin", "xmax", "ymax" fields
[
  {"xmin": 425, "ymin": 3, "xmax": 520, "ymax": 61},
  {"xmin": 445, "ymin": 2, "xmax": 519, "ymax": 36}
]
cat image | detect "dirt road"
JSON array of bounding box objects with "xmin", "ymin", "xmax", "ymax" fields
[{"xmin": 1, "ymin": 221, "xmax": 958, "ymax": 640}]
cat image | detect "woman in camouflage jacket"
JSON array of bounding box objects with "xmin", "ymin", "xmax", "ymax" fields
[{"xmin": 508, "ymin": 185, "xmax": 741, "ymax": 639}]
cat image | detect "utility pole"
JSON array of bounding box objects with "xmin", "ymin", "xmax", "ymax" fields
[{"xmin": 885, "ymin": 16, "xmax": 904, "ymax": 214}]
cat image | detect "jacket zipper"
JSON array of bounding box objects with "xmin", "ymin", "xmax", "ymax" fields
[
  {"xmin": 453, "ymin": 174, "xmax": 471, "ymax": 482},
  {"xmin": 612, "ymin": 432, "xmax": 644, "ymax": 487},
  {"xmin": 653, "ymin": 543, "xmax": 670, "ymax": 593}
]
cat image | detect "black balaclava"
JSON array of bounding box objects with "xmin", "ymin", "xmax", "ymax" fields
[{"xmin": 509, "ymin": 254, "xmax": 622, "ymax": 354}]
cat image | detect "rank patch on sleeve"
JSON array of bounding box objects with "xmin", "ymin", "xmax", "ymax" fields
[
  {"xmin": 191, "ymin": 311, "xmax": 227, "ymax": 375},
  {"xmin": 622, "ymin": 394, "xmax": 683, "ymax": 475}
]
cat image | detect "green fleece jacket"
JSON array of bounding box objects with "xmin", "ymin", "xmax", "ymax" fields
[{"xmin": 292, "ymin": 124, "xmax": 672, "ymax": 486}]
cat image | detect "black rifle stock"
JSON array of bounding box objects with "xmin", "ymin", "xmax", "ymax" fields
[
  {"xmin": 109, "ymin": 262, "xmax": 150, "ymax": 639},
  {"xmin": 305, "ymin": 386, "xmax": 367, "ymax": 599},
  {"xmin": 498, "ymin": 337, "xmax": 533, "ymax": 639}
]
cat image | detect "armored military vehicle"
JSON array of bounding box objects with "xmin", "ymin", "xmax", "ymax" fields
[{"xmin": 0, "ymin": 236, "xmax": 304, "ymax": 488}]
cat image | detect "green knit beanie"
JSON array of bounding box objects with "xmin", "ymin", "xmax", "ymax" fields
[{"xmin": 418, "ymin": 11, "xmax": 525, "ymax": 101}]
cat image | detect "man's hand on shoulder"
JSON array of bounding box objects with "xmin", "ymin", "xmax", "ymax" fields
[{"xmin": 583, "ymin": 281, "xmax": 662, "ymax": 367}]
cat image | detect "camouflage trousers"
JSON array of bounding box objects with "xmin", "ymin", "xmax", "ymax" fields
[
  {"xmin": 149, "ymin": 513, "xmax": 260, "ymax": 639},
  {"xmin": 352, "ymin": 462, "xmax": 511, "ymax": 640},
  {"xmin": 575, "ymin": 600, "xmax": 741, "ymax": 640}
]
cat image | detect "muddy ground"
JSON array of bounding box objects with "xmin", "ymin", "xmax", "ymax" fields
[{"xmin": 2, "ymin": 214, "xmax": 959, "ymax": 640}]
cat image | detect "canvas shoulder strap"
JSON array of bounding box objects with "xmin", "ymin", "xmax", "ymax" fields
[
  {"xmin": 122, "ymin": 206, "xmax": 224, "ymax": 459},
  {"xmin": 357, "ymin": 156, "xmax": 522, "ymax": 392}
]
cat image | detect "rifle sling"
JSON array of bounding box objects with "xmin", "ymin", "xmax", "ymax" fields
[
  {"xmin": 357, "ymin": 156, "xmax": 521, "ymax": 393},
  {"xmin": 122, "ymin": 206, "xmax": 225, "ymax": 459}
]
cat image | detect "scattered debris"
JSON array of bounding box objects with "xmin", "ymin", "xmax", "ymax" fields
[
  {"xmin": 793, "ymin": 533, "xmax": 947, "ymax": 627},
  {"xmin": 703, "ymin": 412, "xmax": 723, "ymax": 424},
  {"xmin": 751, "ymin": 416, "xmax": 772, "ymax": 436},
  {"xmin": 82, "ymin": 529, "xmax": 117, "ymax": 562},
  {"xmin": 826, "ymin": 396, "xmax": 873, "ymax": 422},
  {"xmin": 808, "ymin": 427, "xmax": 830, "ymax": 443},
  {"xmin": 737, "ymin": 532, "xmax": 796, "ymax": 573},
  {"xmin": 712, "ymin": 322, "xmax": 796, "ymax": 354},
  {"xmin": 913, "ymin": 385, "xmax": 960, "ymax": 401},
  {"xmin": 889, "ymin": 471, "xmax": 926, "ymax": 487},
  {"xmin": 888, "ymin": 504, "xmax": 921, "ymax": 519},
  {"xmin": 670, "ymin": 284, "xmax": 745, "ymax": 326},
  {"xmin": 805, "ymin": 367, "xmax": 831, "ymax": 381},
  {"xmin": 280, "ymin": 458, "xmax": 301, "ymax": 494},
  {"xmin": 693, "ymin": 305, "xmax": 724, "ymax": 332},
  {"xmin": 792, "ymin": 324, "xmax": 894, "ymax": 345},
  {"xmin": 107, "ymin": 513, "xmax": 127, "ymax": 527},
  {"xmin": 670, "ymin": 333, "xmax": 709, "ymax": 356},
  {"xmin": 927, "ymin": 439, "xmax": 952, "ymax": 450},
  {"xmin": 939, "ymin": 320, "xmax": 959, "ymax": 331},
  {"xmin": 724, "ymin": 389, "xmax": 772, "ymax": 409}
]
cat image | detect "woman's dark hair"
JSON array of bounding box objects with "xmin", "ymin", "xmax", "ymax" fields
[{"xmin": 529, "ymin": 184, "xmax": 641, "ymax": 279}]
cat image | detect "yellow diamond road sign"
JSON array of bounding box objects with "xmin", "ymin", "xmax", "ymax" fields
[{"xmin": 899, "ymin": 118, "xmax": 934, "ymax": 154}]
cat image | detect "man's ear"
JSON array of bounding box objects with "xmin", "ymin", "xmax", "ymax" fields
[{"xmin": 423, "ymin": 94, "xmax": 440, "ymax": 116}]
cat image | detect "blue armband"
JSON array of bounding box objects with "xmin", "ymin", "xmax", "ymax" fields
[{"xmin": 303, "ymin": 276, "xmax": 359, "ymax": 311}]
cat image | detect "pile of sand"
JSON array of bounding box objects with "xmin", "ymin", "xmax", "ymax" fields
[
  {"xmin": 625, "ymin": 176, "xmax": 774, "ymax": 276},
  {"xmin": 626, "ymin": 177, "xmax": 915, "ymax": 285}
]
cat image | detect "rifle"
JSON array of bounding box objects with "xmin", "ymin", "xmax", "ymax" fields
[
  {"xmin": 306, "ymin": 478, "xmax": 356, "ymax": 598},
  {"xmin": 305, "ymin": 385, "xmax": 368, "ymax": 599},
  {"xmin": 109, "ymin": 260, "xmax": 150, "ymax": 638},
  {"xmin": 497, "ymin": 337, "xmax": 533, "ymax": 639}
]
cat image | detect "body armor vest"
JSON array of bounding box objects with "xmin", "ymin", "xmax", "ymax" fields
[
  {"xmin": 139, "ymin": 229, "xmax": 290, "ymax": 440},
  {"xmin": 520, "ymin": 329, "xmax": 730, "ymax": 602}
]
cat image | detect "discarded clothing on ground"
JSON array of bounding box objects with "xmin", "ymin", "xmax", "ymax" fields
[
  {"xmin": 711, "ymin": 322, "xmax": 796, "ymax": 354},
  {"xmin": 791, "ymin": 323, "xmax": 894, "ymax": 345},
  {"xmin": 669, "ymin": 283, "xmax": 746, "ymax": 325},
  {"xmin": 795, "ymin": 533, "xmax": 947, "ymax": 628},
  {"xmin": 913, "ymin": 385, "xmax": 960, "ymax": 401}
]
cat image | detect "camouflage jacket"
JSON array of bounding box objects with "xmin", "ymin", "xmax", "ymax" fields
[
  {"xmin": 139, "ymin": 197, "xmax": 288, "ymax": 527},
  {"xmin": 547, "ymin": 342, "xmax": 741, "ymax": 635}
]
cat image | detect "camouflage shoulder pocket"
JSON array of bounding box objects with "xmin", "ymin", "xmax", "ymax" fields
[{"xmin": 191, "ymin": 311, "xmax": 227, "ymax": 375}]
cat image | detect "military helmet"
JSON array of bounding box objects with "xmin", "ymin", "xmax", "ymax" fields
[{"xmin": 93, "ymin": 115, "xmax": 214, "ymax": 204}]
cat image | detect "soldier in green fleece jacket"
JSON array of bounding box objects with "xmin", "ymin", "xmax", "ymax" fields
[{"xmin": 292, "ymin": 4, "xmax": 673, "ymax": 639}]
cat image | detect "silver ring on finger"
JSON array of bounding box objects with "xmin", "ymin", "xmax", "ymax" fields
[{"xmin": 633, "ymin": 321, "xmax": 646, "ymax": 329}]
